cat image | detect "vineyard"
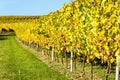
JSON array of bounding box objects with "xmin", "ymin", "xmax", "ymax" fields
[{"xmin": 0, "ymin": 0, "xmax": 120, "ymax": 80}]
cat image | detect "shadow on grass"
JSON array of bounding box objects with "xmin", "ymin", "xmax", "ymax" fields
[
  {"xmin": 0, "ymin": 32, "xmax": 16, "ymax": 40},
  {"xmin": 0, "ymin": 37, "xmax": 8, "ymax": 40}
]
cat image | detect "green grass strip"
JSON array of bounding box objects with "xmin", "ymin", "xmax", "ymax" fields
[{"xmin": 0, "ymin": 35, "xmax": 68, "ymax": 80}]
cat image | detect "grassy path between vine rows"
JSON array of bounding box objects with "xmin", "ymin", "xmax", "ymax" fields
[{"xmin": 0, "ymin": 35, "xmax": 68, "ymax": 80}]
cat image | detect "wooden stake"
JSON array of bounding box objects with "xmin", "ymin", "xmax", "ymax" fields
[
  {"xmin": 70, "ymin": 51, "xmax": 73, "ymax": 72},
  {"xmin": 115, "ymin": 56, "xmax": 119, "ymax": 80},
  {"xmin": 52, "ymin": 48, "xmax": 54, "ymax": 61}
]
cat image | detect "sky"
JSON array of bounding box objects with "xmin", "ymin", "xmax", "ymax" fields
[{"xmin": 0, "ymin": 0, "xmax": 71, "ymax": 16}]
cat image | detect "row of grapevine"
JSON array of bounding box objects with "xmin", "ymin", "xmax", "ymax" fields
[{"xmin": 0, "ymin": 0, "xmax": 120, "ymax": 80}]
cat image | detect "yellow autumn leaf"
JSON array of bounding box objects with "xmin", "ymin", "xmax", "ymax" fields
[{"xmin": 110, "ymin": 57, "xmax": 115, "ymax": 63}]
